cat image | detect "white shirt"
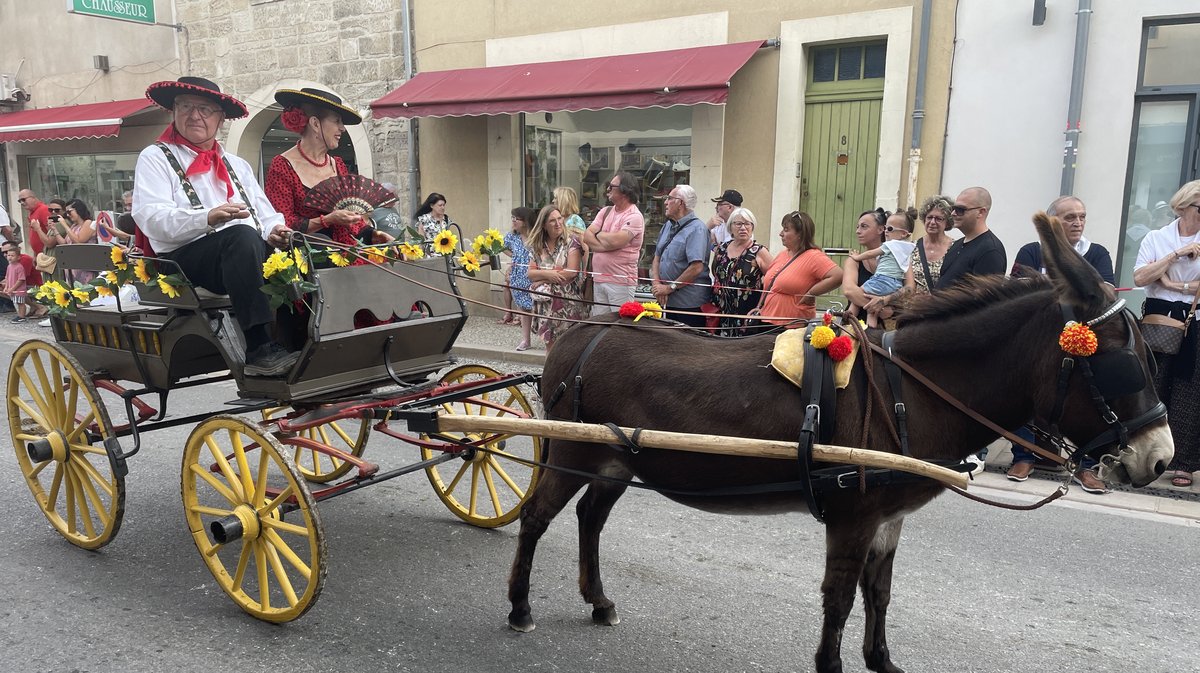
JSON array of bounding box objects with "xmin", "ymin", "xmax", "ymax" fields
[
  {"xmin": 132, "ymin": 140, "xmax": 283, "ymax": 253},
  {"xmin": 0, "ymin": 204, "xmax": 10, "ymax": 228},
  {"xmin": 1134, "ymin": 218, "xmax": 1200, "ymax": 302},
  {"xmin": 883, "ymin": 239, "xmax": 916, "ymax": 273}
]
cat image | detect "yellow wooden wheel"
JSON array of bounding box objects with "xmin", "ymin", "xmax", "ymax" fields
[
  {"xmin": 181, "ymin": 414, "xmax": 325, "ymax": 623},
  {"xmin": 420, "ymin": 364, "xmax": 542, "ymax": 528},
  {"xmin": 261, "ymin": 406, "xmax": 369, "ymax": 483},
  {"xmin": 6, "ymin": 339, "xmax": 124, "ymax": 550}
]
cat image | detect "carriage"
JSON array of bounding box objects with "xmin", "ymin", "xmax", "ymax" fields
[{"xmin": 5, "ymin": 242, "xmax": 544, "ymax": 622}]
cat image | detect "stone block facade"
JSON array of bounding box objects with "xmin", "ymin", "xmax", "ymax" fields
[{"xmin": 175, "ymin": 0, "xmax": 414, "ymax": 213}]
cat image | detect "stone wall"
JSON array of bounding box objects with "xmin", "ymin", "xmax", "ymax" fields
[{"xmin": 175, "ymin": 0, "xmax": 414, "ymax": 211}]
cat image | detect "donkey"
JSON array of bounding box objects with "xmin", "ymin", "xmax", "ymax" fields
[{"xmin": 506, "ymin": 214, "xmax": 1172, "ymax": 673}]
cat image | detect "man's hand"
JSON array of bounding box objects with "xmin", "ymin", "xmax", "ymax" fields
[
  {"xmin": 267, "ymin": 224, "xmax": 293, "ymax": 249},
  {"xmin": 207, "ymin": 202, "xmax": 251, "ymax": 228},
  {"xmin": 651, "ymin": 282, "xmax": 672, "ymax": 305}
]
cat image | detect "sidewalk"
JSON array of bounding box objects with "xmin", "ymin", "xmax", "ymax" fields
[{"xmin": 451, "ymin": 316, "xmax": 1200, "ymax": 522}]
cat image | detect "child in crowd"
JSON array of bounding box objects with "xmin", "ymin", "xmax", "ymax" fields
[
  {"xmin": 848, "ymin": 211, "xmax": 915, "ymax": 327},
  {"xmin": 0, "ymin": 247, "xmax": 29, "ymax": 323}
]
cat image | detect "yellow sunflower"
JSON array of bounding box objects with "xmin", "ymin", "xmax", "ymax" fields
[
  {"xmin": 399, "ymin": 243, "xmax": 424, "ymax": 260},
  {"xmin": 432, "ymin": 229, "xmax": 458, "ymax": 255},
  {"xmin": 472, "ymin": 235, "xmax": 488, "ymax": 255},
  {"xmin": 458, "ymin": 251, "xmax": 481, "ymax": 273},
  {"xmin": 110, "ymin": 246, "xmax": 128, "ymax": 270},
  {"xmin": 262, "ymin": 251, "xmax": 292, "ymax": 279},
  {"xmin": 157, "ymin": 278, "xmax": 181, "ymax": 298},
  {"xmin": 95, "ymin": 284, "xmax": 114, "ymax": 298},
  {"xmin": 329, "ymin": 251, "xmax": 350, "ymax": 267},
  {"xmin": 134, "ymin": 259, "xmax": 152, "ymax": 283},
  {"xmin": 292, "ymin": 248, "xmax": 309, "ymax": 274},
  {"xmin": 362, "ymin": 247, "xmax": 387, "ymax": 265},
  {"xmin": 102, "ymin": 271, "xmax": 119, "ymax": 285},
  {"xmin": 484, "ymin": 228, "xmax": 503, "ymax": 245},
  {"xmin": 53, "ymin": 285, "xmax": 72, "ymax": 307},
  {"xmin": 71, "ymin": 288, "xmax": 92, "ymax": 303}
]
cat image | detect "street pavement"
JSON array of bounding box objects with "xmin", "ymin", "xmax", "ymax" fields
[{"xmin": 0, "ymin": 316, "xmax": 1196, "ymax": 673}]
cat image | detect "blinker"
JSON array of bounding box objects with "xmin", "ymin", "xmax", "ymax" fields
[{"xmin": 1085, "ymin": 312, "xmax": 1148, "ymax": 400}]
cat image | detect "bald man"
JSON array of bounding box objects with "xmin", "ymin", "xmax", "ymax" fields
[{"xmin": 936, "ymin": 186, "xmax": 1007, "ymax": 290}]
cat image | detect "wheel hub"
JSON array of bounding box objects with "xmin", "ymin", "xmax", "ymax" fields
[
  {"xmin": 209, "ymin": 504, "xmax": 262, "ymax": 544},
  {"xmin": 26, "ymin": 430, "xmax": 70, "ymax": 464}
]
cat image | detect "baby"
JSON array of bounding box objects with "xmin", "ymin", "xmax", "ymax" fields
[
  {"xmin": 0, "ymin": 247, "xmax": 29, "ymax": 323},
  {"xmin": 849, "ymin": 212, "xmax": 915, "ymax": 327}
]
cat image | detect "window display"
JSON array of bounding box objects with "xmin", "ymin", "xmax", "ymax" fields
[{"xmin": 26, "ymin": 153, "xmax": 136, "ymax": 213}]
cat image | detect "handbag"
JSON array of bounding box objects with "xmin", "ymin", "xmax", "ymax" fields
[
  {"xmin": 34, "ymin": 251, "xmax": 56, "ymax": 274},
  {"xmin": 1140, "ymin": 284, "xmax": 1200, "ymax": 355}
]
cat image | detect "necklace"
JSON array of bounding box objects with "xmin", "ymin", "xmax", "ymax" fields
[{"xmin": 296, "ymin": 141, "xmax": 329, "ymax": 168}]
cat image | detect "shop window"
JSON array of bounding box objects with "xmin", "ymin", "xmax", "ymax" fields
[
  {"xmin": 1141, "ymin": 21, "xmax": 1200, "ymax": 87},
  {"xmin": 259, "ymin": 114, "xmax": 358, "ymax": 177},
  {"xmin": 26, "ymin": 153, "xmax": 137, "ymax": 214},
  {"xmin": 521, "ymin": 108, "xmax": 692, "ymax": 293}
]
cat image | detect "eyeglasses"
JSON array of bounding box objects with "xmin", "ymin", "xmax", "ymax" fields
[
  {"xmin": 951, "ymin": 205, "xmax": 985, "ymax": 216},
  {"xmin": 924, "ymin": 215, "xmax": 945, "ymax": 224},
  {"xmin": 665, "ymin": 195, "xmax": 683, "ymax": 203},
  {"xmin": 605, "ymin": 183, "xmax": 619, "ymax": 192},
  {"xmin": 730, "ymin": 221, "xmax": 753, "ymax": 228},
  {"xmin": 175, "ymin": 102, "xmax": 221, "ymax": 119},
  {"xmin": 1189, "ymin": 204, "xmax": 1200, "ymax": 213},
  {"xmin": 48, "ymin": 207, "xmax": 62, "ymax": 213},
  {"xmin": 884, "ymin": 225, "xmax": 908, "ymax": 233}
]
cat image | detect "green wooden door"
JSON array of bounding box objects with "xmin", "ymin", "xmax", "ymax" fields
[
  {"xmin": 799, "ymin": 41, "xmax": 887, "ymax": 252},
  {"xmin": 800, "ymin": 98, "xmax": 882, "ymax": 250}
]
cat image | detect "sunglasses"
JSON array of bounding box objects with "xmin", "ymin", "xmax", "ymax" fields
[
  {"xmin": 951, "ymin": 205, "xmax": 984, "ymax": 216},
  {"xmin": 884, "ymin": 225, "xmax": 908, "ymax": 233},
  {"xmin": 48, "ymin": 207, "xmax": 63, "ymax": 213},
  {"xmin": 17, "ymin": 196, "xmax": 31, "ymax": 203},
  {"xmin": 605, "ymin": 183, "xmax": 619, "ymax": 192}
]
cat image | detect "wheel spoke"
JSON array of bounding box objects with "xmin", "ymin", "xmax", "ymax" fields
[
  {"xmin": 264, "ymin": 528, "xmax": 311, "ymax": 581},
  {"xmin": 231, "ymin": 539, "xmax": 253, "ymax": 590},
  {"xmin": 262, "ymin": 485, "xmax": 295, "ymax": 514},
  {"xmin": 67, "ymin": 467, "xmax": 96, "ymax": 537},
  {"xmin": 64, "ymin": 377, "xmax": 81, "ymax": 436},
  {"xmin": 329, "ymin": 421, "xmax": 356, "ymax": 447},
  {"xmin": 261, "ymin": 517, "xmax": 312, "ymax": 538},
  {"xmin": 46, "ymin": 462, "xmax": 65, "ymax": 514},
  {"xmin": 49, "ymin": 356, "xmax": 66, "ymax": 427},
  {"xmin": 230, "ymin": 431, "xmax": 256, "ymax": 500},
  {"xmin": 487, "ymin": 455, "xmax": 525, "ymax": 499},
  {"xmin": 441, "ymin": 459, "xmax": 470, "ymax": 496},
  {"xmin": 71, "ymin": 453, "xmax": 115, "ymax": 499},
  {"xmin": 188, "ymin": 462, "xmax": 241, "ymax": 506},
  {"xmin": 254, "ymin": 540, "xmax": 271, "ymax": 611},
  {"xmin": 27, "ymin": 352, "xmax": 58, "ymax": 427},
  {"xmin": 188, "ymin": 504, "xmax": 233, "ymax": 518},
  {"xmin": 468, "ymin": 462, "xmax": 481, "ymax": 516},
  {"xmin": 12, "ymin": 384, "xmax": 53, "ymax": 432},
  {"xmin": 482, "ymin": 462, "xmax": 503, "ymax": 516},
  {"xmin": 204, "ymin": 436, "xmax": 246, "ymax": 501},
  {"xmin": 66, "ymin": 408, "xmax": 97, "ymax": 443},
  {"xmin": 253, "ymin": 448, "xmax": 269, "ymax": 508},
  {"xmin": 263, "ymin": 540, "xmax": 299, "ymax": 607},
  {"xmin": 69, "ymin": 462, "xmax": 111, "ymax": 528}
]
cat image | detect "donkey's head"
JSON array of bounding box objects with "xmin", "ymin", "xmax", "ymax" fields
[{"xmin": 1034, "ymin": 212, "xmax": 1172, "ymax": 486}]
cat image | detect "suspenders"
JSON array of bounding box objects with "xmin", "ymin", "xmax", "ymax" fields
[{"xmin": 154, "ymin": 142, "xmax": 264, "ymax": 234}]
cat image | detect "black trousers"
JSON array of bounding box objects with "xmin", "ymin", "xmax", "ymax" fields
[
  {"xmin": 161, "ymin": 226, "xmax": 272, "ymax": 333},
  {"xmin": 668, "ymin": 306, "xmax": 708, "ymax": 329}
]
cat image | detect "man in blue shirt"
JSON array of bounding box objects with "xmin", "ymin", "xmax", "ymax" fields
[{"xmin": 651, "ymin": 184, "xmax": 712, "ymax": 328}]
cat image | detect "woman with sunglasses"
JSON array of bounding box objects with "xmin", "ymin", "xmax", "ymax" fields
[
  {"xmin": 1133, "ymin": 179, "xmax": 1200, "ymax": 488},
  {"xmin": 750, "ymin": 211, "xmax": 841, "ymax": 328},
  {"xmin": 57, "ymin": 199, "xmax": 100, "ymax": 284},
  {"xmin": 711, "ymin": 207, "xmax": 773, "ymax": 336}
]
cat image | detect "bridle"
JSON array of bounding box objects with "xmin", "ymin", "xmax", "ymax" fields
[{"xmin": 1028, "ymin": 298, "xmax": 1167, "ymax": 476}]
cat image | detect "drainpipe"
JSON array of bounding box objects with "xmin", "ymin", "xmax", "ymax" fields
[
  {"xmin": 907, "ymin": 0, "xmax": 933, "ymax": 209},
  {"xmin": 1060, "ymin": 0, "xmax": 1093, "ymax": 196},
  {"xmin": 401, "ymin": 0, "xmax": 419, "ymax": 219}
]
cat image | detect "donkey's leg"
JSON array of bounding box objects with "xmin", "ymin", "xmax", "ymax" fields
[
  {"xmin": 508, "ymin": 450, "xmax": 591, "ymax": 633},
  {"xmin": 576, "ymin": 478, "xmax": 629, "ymax": 626},
  {"xmin": 860, "ymin": 517, "xmax": 905, "ymax": 673},
  {"xmin": 816, "ymin": 518, "xmax": 879, "ymax": 673}
]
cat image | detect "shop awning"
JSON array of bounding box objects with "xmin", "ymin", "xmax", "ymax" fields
[
  {"xmin": 0, "ymin": 98, "xmax": 158, "ymax": 142},
  {"xmin": 370, "ymin": 40, "xmax": 764, "ymax": 119}
]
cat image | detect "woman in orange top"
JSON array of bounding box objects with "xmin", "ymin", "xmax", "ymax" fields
[{"xmin": 751, "ymin": 211, "xmax": 842, "ymax": 327}]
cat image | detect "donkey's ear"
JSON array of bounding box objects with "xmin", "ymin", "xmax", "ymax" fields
[{"xmin": 1033, "ymin": 211, "xmax": 1111, "ymax": 308}]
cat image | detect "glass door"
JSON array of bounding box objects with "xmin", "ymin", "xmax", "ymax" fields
[{"xmin": 1116, "ymin": 98, "xmax": 1195, "ymax": 295}]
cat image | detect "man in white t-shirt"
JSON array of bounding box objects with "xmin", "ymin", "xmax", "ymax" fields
[
  {"xmin": 582, "ymin": 171, "xmax": 644, "ymax": 315},
  {"xmin": 707, "ymin": 188, "xmax": 742, "ymax": 247}
]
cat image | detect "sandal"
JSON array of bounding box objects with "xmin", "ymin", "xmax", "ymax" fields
[
  {"xmin": 495, "ymin": 314, "xmax": 515, "ymax": 325},
  {"xmin": 515, "ymin": 341, "xmax": 530, "ymax": 352},
  {"xmin": 1170, "ymin": 471, "xmax": 1193, "ymax": 488}
]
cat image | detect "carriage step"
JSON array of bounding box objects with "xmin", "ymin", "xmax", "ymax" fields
[{"xmin": 123, "ymin": 320, "xmax": 167, "ymax": 332}]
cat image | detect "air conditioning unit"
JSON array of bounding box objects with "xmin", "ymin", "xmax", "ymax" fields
[{"xmin": 0, "ymin": 73, "xmax": 28, "ymax": 104}]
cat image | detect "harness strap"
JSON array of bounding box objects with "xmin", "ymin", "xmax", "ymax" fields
[
  {"xmin": 881, "ymin": 331, "xmax": 912, "ymax": 458},
  {"xmin": 544, "ymin": 326, "xmax": 610, "ymax": 418},
  {"xmin": 866, "ymin": 341, "xmax": 1068, "ymax": 467}
]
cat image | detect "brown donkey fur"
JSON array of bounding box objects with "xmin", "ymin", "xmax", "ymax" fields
[{"xmin": 506, "ymin": 214, "xmax": 1172, "ymax": 673}]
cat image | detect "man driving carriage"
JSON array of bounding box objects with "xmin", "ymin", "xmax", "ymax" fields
[{"xmin": 132, "ymin": 77, "xmax": 299, "ymax": 377}]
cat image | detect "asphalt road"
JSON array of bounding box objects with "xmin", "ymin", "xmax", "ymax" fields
[{"xmin": 0, "ymin": 326, "xmax": 1195, "ymax": 673}]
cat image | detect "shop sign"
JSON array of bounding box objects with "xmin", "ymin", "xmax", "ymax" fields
[{"xmin": 67, "ymin": 0, "xmax": 156, "ymax": 26}]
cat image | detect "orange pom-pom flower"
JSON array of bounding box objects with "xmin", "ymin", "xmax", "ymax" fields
[
  {"xmin": 827, "ymin": 335, "xmax": 854, "ymax": 362},
  {"xmin": 1059, "ymin": 321, "xmax": 1098, "ymax": 357}
]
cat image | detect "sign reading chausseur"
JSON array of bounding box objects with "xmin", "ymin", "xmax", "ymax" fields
[{"xmin": 67, "ymin": 0, "xmax": 157, "ymax": 26}]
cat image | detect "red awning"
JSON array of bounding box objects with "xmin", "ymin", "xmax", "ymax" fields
[
  {"xmin": 371, "ymin": 41, "xmax": 764, "ymax": 119},
  {"xmin": 0, "ymin": 98, "xmax": 157, "ymax": 142}
]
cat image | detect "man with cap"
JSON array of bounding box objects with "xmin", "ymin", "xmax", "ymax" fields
[
  {"xmin": 708, "ymin": 188, "xmax": 742, "ymax": 247},
  {"xmin": 133, "ymin": 77, "xmax": 298, "ymax": 377}
]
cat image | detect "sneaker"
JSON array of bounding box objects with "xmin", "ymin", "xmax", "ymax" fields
[
  {"xmin": 1072, "ymin": 469, "xmax": 1109, "ymax": 494},
  {"xmin": 1006, "ymin": 461, "xmax": 1035, "ymax": 482},
  {"xmin": 10, "ymin": 316, "xmax": 25, "ymax": 323},
  {"xmin": 243, "ymin": 343, "xmax": 300, "ymax": 377},
  {"xmin": 38, "ymin": 318, "xmax": 51, "ymax": 327}
]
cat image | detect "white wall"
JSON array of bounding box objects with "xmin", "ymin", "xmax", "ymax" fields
[{"xmin": 942, "ymin": 0, "xmax": 1198, "ymax": 273}]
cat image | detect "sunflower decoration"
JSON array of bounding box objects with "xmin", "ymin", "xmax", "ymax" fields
[
  {"xmin": 134, "ymin": 258, "xmax": 152, "ymax": 283},
  {"xmin": 259, "ymin": 248, "xmax": 316, "ymax": 312},
  {"xmin": 458, "ymin": 250, "xmax": 482, "ymax": 275},
  {"xmin": 110, "ymin": 246, "xmax": 128, "ymax": 270},
  {"xmin": 157, "ymin": 278, "xmax": 182, "ymax": 299},
  {"xmin": 329, "ymin": 251, "xmax": 350, "ymax": 268},
  {"xmin": 31, "ymin": 249, "xmax": 193, "ymax": 317},
  {"xmin": 432, "ymin": 229, "xmax": 458, "ymax": 256},
  {"xmin": 398, "ymin": 242, "xmax": 424, "ymax": 260},
  {"xmin": 1059, "ymin": 321, "xmax": 1098, "ymax": 357}
]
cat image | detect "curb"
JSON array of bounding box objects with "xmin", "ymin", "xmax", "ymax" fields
[{"xmin": 452, "ymin": 343, "xmax": 546, "ymax": 367}]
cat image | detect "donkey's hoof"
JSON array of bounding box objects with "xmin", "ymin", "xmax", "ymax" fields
[
  {"xmin": 591, "ymin": 606, "xmax": 620, "ymax": 626},
  {"xmin": 508, "ymin": 613, "xmax": 537, "ymax": 633}
]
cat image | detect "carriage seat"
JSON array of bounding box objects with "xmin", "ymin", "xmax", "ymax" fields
[{"xmin": 770, "ymin": 329, "xmax": 858, "ymax": 391}]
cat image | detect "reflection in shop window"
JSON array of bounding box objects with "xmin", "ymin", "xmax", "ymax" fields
[{"xmin": 26, "ymin": 154, "xmax": 137, "ymax": 214}]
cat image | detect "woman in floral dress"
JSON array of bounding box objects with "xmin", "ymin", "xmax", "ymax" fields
[
  {"xmin": 710, "ymin": 207, "xmax": 773, "ymax": 336},
  {"xmin": 526, "ymin": 204, "xmax": 585, "ymax": 351},
  {"xmin": 503, "ymin": 207, "xmax": 535, "ymax": 350}
]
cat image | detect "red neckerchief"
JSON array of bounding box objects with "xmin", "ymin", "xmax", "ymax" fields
[{"xmin": 157, "ymin": 125, "xmax": 234, "ymax": 199}]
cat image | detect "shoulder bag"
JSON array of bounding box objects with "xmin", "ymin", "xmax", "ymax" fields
[
  {"xmin": 1141, "ymin": 283, "xmax": 1200, "ymax": 355},
  {"xmin": 917, "ymin": 239, "xmax": 935, "ymax": 294}
]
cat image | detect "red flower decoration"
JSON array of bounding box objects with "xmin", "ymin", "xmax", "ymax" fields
[
  {"xmin": 822, "ymin": 311, "xmax": 833, "ymax": 326},
  {"xmin": 618, "ymin": 301, "xmax": 643, "ymax": 319},
  {"xmin": 280, "ymin": 107, "xmax": 309, "ymax": 133},
  {"xmin": 827, "ymin": 335, "xmax": 854, "ymax": 362},
  {"xmin": 1059, "ymin": 322, "xmax": 1098, "ymax": 357}
]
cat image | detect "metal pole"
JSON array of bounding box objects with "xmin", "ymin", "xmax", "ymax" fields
[
  {"xmin": 1060, "ymin": 0, "xmax": 1093, "ymax": 196},
  {"xmin": 907, "ymin": 0, "xmax": 933, "ymax": 209},
  {"xmin": 401, "ymin": 0, "xmax": 420, "ymax": 221}
]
